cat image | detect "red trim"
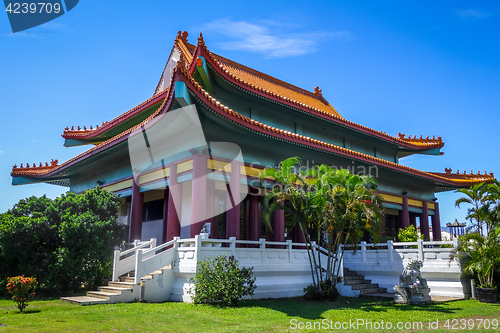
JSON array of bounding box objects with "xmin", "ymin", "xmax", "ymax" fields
[{"xmin": 62, "ymin": 90, "xmax": 170, "ymax": 140}]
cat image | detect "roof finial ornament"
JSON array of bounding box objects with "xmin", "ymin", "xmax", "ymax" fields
[
  {"xmin": 50, "ymin": 159, "xmax": 58, "ymax": 167},
  {"xmin": 445, "ymin": 168, "xmax": 452, "ymax": 175},
  {"xmin": 314, "ymin": 86, "xmax": 322, "ymax": 96},
  {"xmin": 398, "ymin": 133, "xmax": 405, "ymax": 139},
  {"xmin": 177, "ymin": 31, "xmax": 188, "ymax": 43},
  {"xmin": 198, "ymin": 32, "xmax": 205, "ymax": 46}
]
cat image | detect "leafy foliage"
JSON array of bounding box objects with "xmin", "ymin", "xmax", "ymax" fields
[
  {"xmin": 189, "ymin": 254, "xmax": 256, "ymax": 306},
  {"xmin": 260, "ymin": 157, "xmax": 384, "ymax": 300},
  {"xmin": 397, "ymin": 225, "xmax": 422, "ymax": 243},
  {"xmin": 451, "ymin": 228, "xmax": 500, "ymax": 288},
  {"xmin": 0, "ymin": 187, "xmax": 125, "ymax": 295},
  {"xmin": 6, "ymin": 276, "xmax": 37, "ymax": 312}
]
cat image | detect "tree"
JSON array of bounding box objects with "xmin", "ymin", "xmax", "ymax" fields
[
  {"xmin": 260, "ymin": 157, "xmax": 384, "ymax": 299},
  {"xmin": 0, "ymin": 187, "xmax": 125, "ymax": 294},
  {"xmin": 451, "ymin": 228, "xmax": 500, "ymax": 288},
  {"xmin": 455, "ymin": 183, "xmax": 489, "ymax": 236}
]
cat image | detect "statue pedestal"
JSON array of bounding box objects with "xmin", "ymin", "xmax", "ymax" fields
[{"xmin": 393, "ymin": 259, "xmax": 433, "ymax": 305}]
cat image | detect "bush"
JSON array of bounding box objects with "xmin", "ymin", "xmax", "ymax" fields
[
  {"xmin": 6, "ymin": 276, "xmax": 37, "ymax": 312},
  {"xmin": 189, "ymin": 255, "xmax": 256, "ymax": 307},
  {"xmin": 397, "ymin": 225, "xmax": 422, "ymax": 243},
  {"xmin": 0, "ymin": 187, "xmax": 125, "ymax": 295}
]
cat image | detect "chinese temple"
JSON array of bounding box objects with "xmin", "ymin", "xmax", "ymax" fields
[{"xmin": 11, "ymin": 31, "xmax": 494, "ymax": 244}]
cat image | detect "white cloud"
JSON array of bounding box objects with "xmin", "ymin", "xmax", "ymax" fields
[
  {"xmin": 199, "ymin": 19, "xmax": 352, "ymax": 58},
  {"xmin": 454, "ymin": 9, "xmax": 490, "ymax": 18},
  {"xmin": 0, "ymin": 150, "xmax": 3, "ymax": 154}
]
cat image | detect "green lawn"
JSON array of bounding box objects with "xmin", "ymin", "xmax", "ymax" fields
[{"xmin": 0, "ymin": 296, "xmax": 499, "ymax": 332}]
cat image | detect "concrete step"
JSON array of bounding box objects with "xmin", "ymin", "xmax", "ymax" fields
[
  {"xmin": 350, "ymin": 284, "xmax": 380, "ymax": 290},
  {"xmin": 60, "ymin": 296, "xmax": 108, "ymax": 306},
  {"xmin": 119, "ymin": 276, "xmax": 135, "ymax": 283},
  {"xmin": 86, "ymin": 291, "xmax": 115, "ymax": 300},
  {"xmin": 98, "ymin": 286, "xmax": 130, "ymax": 294},
  {"xmin": 108, "ymin": 281, "xmax": 136, "ymax": 289},
  {"xmin": 344, "ymin": 279, "xmax": 371, "ymax": 285},
  {"xmin": 359, "ymin": 288, "xmax": 388, "ymax": 295},
  {"xmin": 343, "ymin": 275, "xmax": 366, "ymax": 281}
]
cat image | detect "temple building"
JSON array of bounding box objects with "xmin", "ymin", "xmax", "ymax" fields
[{"xmin": 11, "ymin": 31, "xmax": 494, "ymax": 244}]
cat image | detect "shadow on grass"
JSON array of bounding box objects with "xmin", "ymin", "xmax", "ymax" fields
[
  {"xmin": 229, "ymin": 297, "xmax": 465, "ymax": 320},
  {"xmin": 17, "ymin": 309, "xmax": 41, "ymax": 314}
]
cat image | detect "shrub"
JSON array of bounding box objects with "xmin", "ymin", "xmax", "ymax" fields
[
  {"xmin": 397, "ymin": 225, "xmax": 422, "ymax": 243},
  {"xmin": 189, "ymin": 255, "xmax": 256, "ymax": 307},
  {"xmin": 6, "ymin": 276, "xmax": 37, "ymax": 312},
  {"xmin": 0, "ymin": 187, "xmax": 125, "ymax": 295}
]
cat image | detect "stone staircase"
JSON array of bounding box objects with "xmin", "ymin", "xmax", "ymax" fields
[
  {"xmin": 60, "ymin": 266, "xmax": 172, "ymax": 306},
  {"xmin": 343, "ymin": 268, "xmax": 394, "ymax": 299}
]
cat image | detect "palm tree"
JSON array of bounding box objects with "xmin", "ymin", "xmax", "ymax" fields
[
  {"xmin": 451, "ymin": 227, "xmax": 500, "ymax": 289},
  {"xmin": 455, "ymin": 183, "xmax": 489, "ymax": 236},
  {"xmin": 260, "ymin": 158, "xmax": 385, "ymax": 298}
]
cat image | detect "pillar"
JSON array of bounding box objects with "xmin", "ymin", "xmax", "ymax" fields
[
  {"xmin": 249, "ymin": 193, "xmax": 260, "ymax": 242},
  {"xmin": 399, "ymin": 196, "xmax": 410, "ymax": 230},
  {"xmin": 294, "ymin": 223, "xmax": 305, "ymax": 243},
  {"xmin": 271, "ymin": 202, "xmax": 285, "ymax": 243},
  {"xmin": 431, "ymin": 202, "xmax": 442, "ymax": 241},
  {"xmin": 420, "ymin": 201, "xmax": 430, "ymax": 240},
  {"xmin": 226, "ymin": 161, "xmax": 242, "ymax": 239},
  {"xmin": 165, "ymin": 164, "xmax": 181, "ymax": 242},
  {"xmin": 190, "ymin": 154, "xmax": 208, "ymax": 238},
  {"xmin": 129, "ymin": 178, "xmax": 143, "ymax": 242}
]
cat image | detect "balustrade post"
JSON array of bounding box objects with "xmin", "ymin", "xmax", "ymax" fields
[
  {"xmin": 134, "ymin": 249, "xmax": 143, "ymax": 284},
  {"xmin": 453, "ymin": 237, "xmax": 459, "ymax": 249},
  {"xmin": 259, "ymin": 238, "xmax": 266, "ymax": 263},
  {"xmin": 417, "ymin": 239, "xmax": 424, "ymax": 262},
  {"xmin": 361, "ymin": 241, "xmax": 366, "ymax": 263},
  {"xmin": 229, "ymin": 236, "xmax": 236, "ymax": 257},
  {"xmin": 286, "ymin": 240, "xmax": 292, "ymax": 263},
  {"xmin": 112, "ymin": 249, "xmax": 120, "ymax": 282},
  {"xmin": 387, "ymin": 240, "xmax": 394, "ymax": 264}
]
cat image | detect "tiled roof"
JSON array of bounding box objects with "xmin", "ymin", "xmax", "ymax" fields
[
  {"xmin": 179, "ymin": 33, "xmax": 445, "ymax": 151},
  {"xmin": 177, "ymin": 64, "xmax": 493, "ymax": 188},
  {"xmin": 11, "ymin": 80, "xmax": 175, "ymax": 178},
  {"xmin": 62, "ymin": 92, "xmax": 168, "ymax": 139}
]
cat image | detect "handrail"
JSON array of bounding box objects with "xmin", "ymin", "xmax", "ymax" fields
[{"xmin": 120, "ymin": 238, "xmax": 156, "ymax": 256}]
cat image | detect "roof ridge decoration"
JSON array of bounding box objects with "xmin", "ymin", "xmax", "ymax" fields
[
  {"xmin": 62, "ymin": 89, "xmax": 169, "ymax": 139},
  {"xmin": 179, "ymin": 68, "xmax": 493, "ymax": 187},
  {"xmin": 12, "ymin": 159, "xmax": 58, "ymax": 171},
  {"xmin": 398, "ymin": 133, "xmax": 443, "ymax": 143}
]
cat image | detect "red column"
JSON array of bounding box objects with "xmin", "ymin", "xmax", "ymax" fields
[
  {"xmin": 129, "ymin": 178, "xmax": 143, "ymax": 242},
  {"xmin": 294, "ymin": 223, "xmax": 305, "ymax": 243},
  {"xmin": 226, "ymin": 161, "xmax": 242, "ymax": 239},
  {"xmin": 420, "ymin": 201, "xmax": 430, "ymax": 240},
  {"xmin": 400, "ymin": 196, "xmax": 410, "ymax": 229},
  {"xmin": 249, "ymin": 194, "xmax": 260, "ymax": 242},
  {"xmin": 165, "ymin": 164, "xmax": 181, "ymax": 242},
  {"xmin": 271, "ymin": 202, "xmax": 285, "ymax": 244},
  {"xmin": 190, "ymin": 154, "xmax": 208, "ymax": 238},
  {"xmin": 431, "ymin": 202, "xmax": 442, "ymax": 241}
]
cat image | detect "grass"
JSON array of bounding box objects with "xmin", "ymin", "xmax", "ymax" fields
[{"xmin": 0, "ymin": 296, "xmax": 499, "ymax": 332}]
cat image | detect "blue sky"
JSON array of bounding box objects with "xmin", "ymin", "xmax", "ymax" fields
[{"xmin": 1, "ymin": 1, "xmax": 499, "ymax": 232}]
